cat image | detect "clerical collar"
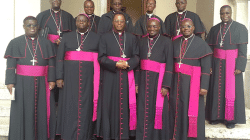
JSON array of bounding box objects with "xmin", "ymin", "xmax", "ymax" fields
[
  {"xmin": 183, "ymin": 34, "xmax": 194, "ymax": 40},
  {"xmin": 88, "ymin": 14, "xmax": 93, "ymax": 17},
  {"xmin": 26, "ymin": 35, "xmax": 38, "ymax": 40},
  {"xmin": 177, "ymin": 10, "xmax": 186, "ymax": 15},
  {"xmin": 77, "ymin": 29, "xmax": 88, "ymax": 35},
  {"xmin": 148, "ymin": 34, "xmax": 159, "ymax": 40},
  {"xmin": 113, "ymin": 28, "xmax": 124, "ymax": 36},
  {"xmin": 146, "ymin": 12, "xmax": 154, "ymax": 18},
  {"xmin": 51, "ymin": 9, "xmax": 61, "ymax": 13}
]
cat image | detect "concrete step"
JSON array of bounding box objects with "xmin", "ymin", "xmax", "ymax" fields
[
  {"xmin": 205, "ymin": 108, "xmax": 250, "ymax": 139},
  {"xmin": 0, "ymin": 89, "xmax": 10, "ymax": 100},
  {"xmin": 0, "ymin": 100, "xmax": 10, "ymax": 117},
  {"xmin": 0, "ymin": 117, "xmax": 9, "ymax": 137}
]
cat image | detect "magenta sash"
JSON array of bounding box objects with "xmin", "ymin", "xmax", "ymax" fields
[
  {"xmin": 174, "ymin": 63, "xmax": 201, "ymax": 138},
  {"xmin": 107, "ymin": 56, "xmax": 137, "ymax": 130},
  {"xmin": 47, "ymin": 34, "xmax": 60, "ymax": 43},
  {"xmin": 172, "ymin": 34, "xmax": 183, "ymax": 41},
  {"xmin": 16, "ymin": 64, "xmax": 51, "ymax": 138},
  {"xmin": 64, "ymin": 51, "xmax": 100, "ymax": 121},
  {"xmin": 213, "ymin": 48, "xmax": 238, "ymax": 121},
  {"xmin": 140, "ymin": 59, "xmax": 166, "ymax": 129}
]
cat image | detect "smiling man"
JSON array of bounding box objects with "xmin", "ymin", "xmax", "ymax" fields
[
  {"xmin": 170, "ymin": 18, "xmax": 212, "ymax": 140},
  {"xmin": 133, "ymin": 0, "xmax": 166, "ymax": 37},
  {"xmin": 164, "ymin": 0, "xmax": 206, "ymax": 41},
  {"xmin": 4, "ymin": 16, "xmax": 57, "ymax": 140},
  {"xmin": 97, "ymin": 0, "xmax": 133, "ymax": 35},
  {"xmin": 83, "ymin": 0, "xmax": 100, "ymax": 33},
  {"xmin": 97, "ymin": 12, "xmax": 139, "ymax": 140},
  {"xmin": 136, "ymin": 18, "xmax": 173, "ymax": 140},
  {"xmin": 56, "ymin": 14, "xmax": 100, "ymax": 140},
  {"xmin": 205, "ymin": 5, "xmax": 248, "ymax": 129}
]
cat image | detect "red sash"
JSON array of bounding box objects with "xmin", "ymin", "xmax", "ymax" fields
[
  {"xmin": 140, "ymin": 59, "xmax": 166, "ymax": 129},
  {"xmin": 174, "ymin": 63, "xmax": 201, "ymax": 138},
  {"xmin": 213, "ymin": 48, "xmax": 238, "ymax": 121},
  {"xmin": 64, "ymin": 51, "xmax": 100, "ymax": 121},
  {"xmin": 47, "ymin": 34, "xmax": 60, "ymax": 43},
  {"xmin": 107, "ymin": 56, "xmax": 137, "ymax": 130},
  {"xmin": 172, "ymin": 35, "xmax": 183, "ymax": 41},
  {"xmin": 16, "ymin": 64, "xmax": 51, "ymax": 138}
]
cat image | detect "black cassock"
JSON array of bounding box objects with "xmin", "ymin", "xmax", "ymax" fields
[
  {"xmin": 136, "ymin": 34, "xmax": 173, "ymax": 140},
  {"xmin": 205, "ymin": 21, "xmax": 248, "ymax": 124},
  {"xmin": 97, "ymin": 11, "xmax": 133, "ymax": 35},
  {"xmin": 164, "ymin": 11, "xmax": 205, "ymax": 38},
  {"xmin": 97, "ymin": 31, "xmax": 139, "ymax": 140},
  {"xmin": 133, "ymin": 14, "xmax": 166, "ymax": 36},
  {"xmin": 4, "ymin": 35, "xmax": 56, "ymax": 140},
  {"xmin": 56, "ymin": 31, "xmax": 100, "ymax": 140},
  {"xmin": 88, "ymin": 14, "xmax": 101, "ymax": 33},
  {"xmin": 36, "ymin": 9, "xmax": 76, "ymax": 50},
  {"xmin": 170, "ymin": 36, "xmax": 212, "ymax": 140}
]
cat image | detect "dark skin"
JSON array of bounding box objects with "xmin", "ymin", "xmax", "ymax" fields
[
  {"xmin": 220, "ymin": 7, "xmax": 232, "ymax": 24},
  {"xmin": 50, "ymin": 0, "xmax": 61, "ymax": 11},
  {"xmin": 175, "ymin": 0, "xmax": 187, "ymax": 12},
  {"xmin": 84, "ymin": 1, "xmax": 95, "ymax": 15},
  {"xmin": 57, "ymin": 15, "xmax": 90, "ymax": 88},
  {"xmin": 7, "ymin": 19, "xmax": 55, "ymax": 94},
  {"xmin": 111, "ymin": 0, "xmax": 122, "ymax": 12},
  {"xmin": 136, "ymin": 19, "xmax": 168, "ymax": 96},
  {"xmin": 180, "ymin": 20, "xmax": 207, "ymax": 96},
  {"xmin": 112, "ymin": 14, "xmax": 129, "ymax": 69},
  {"xmin": 146, "ymin": 0, "xmax": 156, "ymax": 14}
]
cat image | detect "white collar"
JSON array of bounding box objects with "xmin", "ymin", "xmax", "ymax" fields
[
  {"xmin": 146, "ymin": 12, "xmax": 154, "ymax": 18},
  {"xmin": 31, "ymin": 37, "xmax": 35, "ymax": 40},
  {"xmin": 177, "ymin": 10, "xmax": 186, "ymax": 15},
  {"xmin": 88, "ymin": 14, "xmax": 93, "ymax": 17},
  {"xmin": 52, "ymin": 9, "xmax": 61, "ymax": 13},
  {"xmin": 184, "ymin": 34, "xmax": 194, "ymax": 40}
]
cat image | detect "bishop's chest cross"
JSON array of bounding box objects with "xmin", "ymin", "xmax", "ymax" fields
[
  {"xmin": 178, "ymin": 61, "xmax": 183, "ymax": 68},
  {"xmin": 121, "ymin": 53, "xmax": 126, "ymax": 58},
  {"xmin": 219, "ymin": 40, "xmax": 224, "ymax": 47},
  {"xmin": 30, "ymin": 58, "xmax": 37, "ymax": 66},
  {"xmin": 57, "ymin": 30, "xmax": 62, "ymax": 36}
]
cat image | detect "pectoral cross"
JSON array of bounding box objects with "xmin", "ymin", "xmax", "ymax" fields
[
  {"xmin": 219, "ymin": 40, "xmax": 224, "ymax": 47},
  {"xmin": 57, "ymin": 30, "xmax": 62, "ymax": 36},
  {"xmin": 76, "ymin": 48, "xmax": 81, "ymax": 51},
  {"xmin": 30, "ymin": 58, "xmax": 37, "ymax": 66},
  {"xmin": 178, "ymin": 61, "xmax": 183, "ymax": 68},
  {"xmin": 121, "ymin": 53, "xmax": 126, "ymax": 58},
  {"xmin": 177, "ymin": 28, "xmax": 180, "ymax": 36},
  {"xmin": 147, "ymin": 52, "xmax": 151, "ymax": 58}
]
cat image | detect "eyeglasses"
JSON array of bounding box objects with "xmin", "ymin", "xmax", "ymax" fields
[
  {"xmin": 114, "ymin": 20, "xmax": 125, "ymax": 23},
  {"xmin": 112, "ymin": 3, "xmax": 122, "ymax": 6},
  {"xmin": 180, "ymin": 25, "xmax": 192, "ymax": 29},
  {"xmin": 147, "ymin": 3, "xmax": 155, "ymax": 6},
  {"xmin": 25, "ymin": 24, "xmax": 38, "ymax": 28}
]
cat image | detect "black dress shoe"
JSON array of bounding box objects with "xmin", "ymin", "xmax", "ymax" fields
[
  {"xmin": 209, "ymin": 120, "xmax": 219, "ymax": 125},
  {"xmin": 226, "ymin": 123, "xmax": 235, "ymax": 129}
]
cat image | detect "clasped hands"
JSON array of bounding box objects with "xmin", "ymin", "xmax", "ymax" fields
[{"xmin": 116, "ymin": 60, "xmax": 130, "ymax": 69}]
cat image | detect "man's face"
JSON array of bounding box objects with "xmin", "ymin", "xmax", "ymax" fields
[
  {"xmin": 23, "ymin": 19, "xmax": 39, "ymax": 37},
  {"xmin": 50, "ymin": 0, "xmax": 61, "ymax": 10},
  {"xmin": 220, "ymin": 7, "xmax": 232, "ymax": 23},
  {"xmin": 146, "ymin": 0, "xmax": 156, "ymax": 13},
  {"xmin": 76, "ymin": 15, "xmax": 90, "ymax": 30},
  {"xmin": 175, "ymin": 0, "xmax": 187, "ymax": 12},
  {"xmin": 180, "ymin": 20, "xmax": 195, "ymax": 37},
  {"xmin": 147, "ymin": 20, "xmax": 160, "ymax": 37},
  {"xmin": 111, "ymin": 0, "xmax": 122, "ymax": 12},
  {"xmin": 113, "ymin": 14, "xmax": 125, "ymax": 32},
  {"xmin": 84, "ymin": 1, "xmax": 95, "ymax": 15}
]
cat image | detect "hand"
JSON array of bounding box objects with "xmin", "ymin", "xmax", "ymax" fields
[
  {"xmin": 55, "ymin": 39, "xmax": 61, "ymax": 45},
  {"xmin": 234, "ymin": 69, "xmax": 241, "ymax": 75},
  {"xmin": 116, "ymin": 60, "xmax": 128, "ymax": 69},
  {"xmin": 56, "ymin": 80, "xmax": 64, "ymax": 88},
  {"xmin": 161, "ymin": 88, "xmax": 169, "ymax": 97},
  {"xmin": 200, "ymin": 89, "xmax": 208, "ymax": 96},
  {"xmin": 7, "ymin": 84, "xmax": 14, "ymax": 95},
  {"xmin": 210, "ymin": 68, "xmax": 212, "ymax": 74},
  {"xmin": 136, "ymin": 86, "xmax": 138, "ymax": 94},
  {"xmin": 49, "ymin": 82, "xmax": 56, "ymax": 90}
]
